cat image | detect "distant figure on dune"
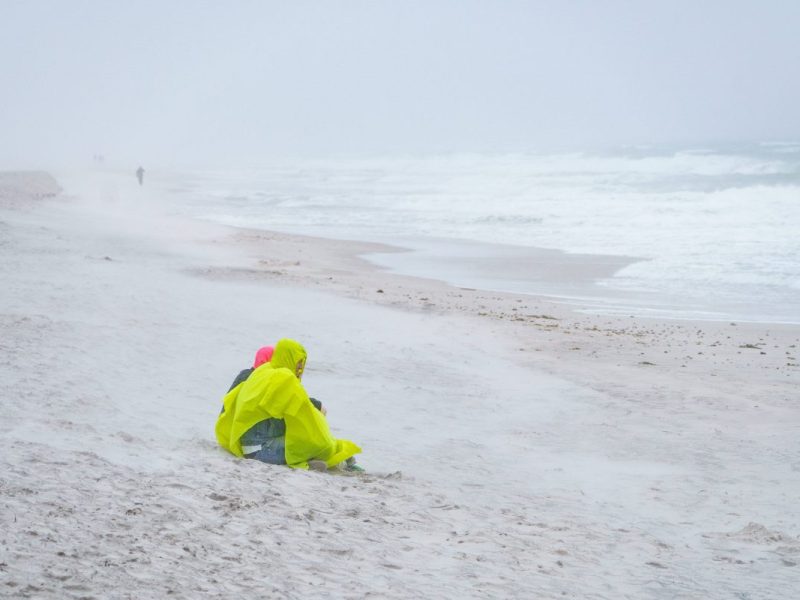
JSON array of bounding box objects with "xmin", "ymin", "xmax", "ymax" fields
[
  {"xmin": 216, "ymin": 338, "xmax": 362, "ymax": 472},
  {"xmin": 136, "ymin": 166, "xmax": 145, "ymax": 186}
]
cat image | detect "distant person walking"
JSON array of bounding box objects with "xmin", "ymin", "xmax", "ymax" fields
[{"xmin": 136, "ymin": 166, "xmax": 145, "ymax": 186}]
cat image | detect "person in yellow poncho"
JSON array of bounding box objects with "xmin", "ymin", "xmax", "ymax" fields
[{"xmin": 215, "ymin": 338, "xmax": 361, "ymax": 471}]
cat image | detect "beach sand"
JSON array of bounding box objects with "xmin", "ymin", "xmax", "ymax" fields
[{"xmin": 1, "ymin": 171, "xmax": 798, "ymax": 599}]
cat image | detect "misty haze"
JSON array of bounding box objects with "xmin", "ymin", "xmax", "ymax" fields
[
  {"xmin": 1, "ymin": 2, "xmax": 799, "ymax": 599},
  {"xmin": 2, "ymin": 1, "xmax": 799, "ymax": 166}
]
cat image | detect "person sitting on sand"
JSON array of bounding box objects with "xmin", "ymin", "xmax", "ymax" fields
[{"xmin": 216, "ymin": 338, "xmax": 361, "ymax": 472}]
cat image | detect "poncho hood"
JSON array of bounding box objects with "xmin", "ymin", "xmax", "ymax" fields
[{"xmin": 269, "ymin": 338, "xmax": 307, "ymax": 375}]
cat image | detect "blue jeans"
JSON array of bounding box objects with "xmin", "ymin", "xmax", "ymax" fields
[{"xmin": 244, "ymin": 438, "xmax": 286, "ymax": 465}]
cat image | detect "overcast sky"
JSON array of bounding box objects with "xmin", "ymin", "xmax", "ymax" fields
[{"xmin": 1, "ymin": 0, "xmax": 799, "ymax": 167}]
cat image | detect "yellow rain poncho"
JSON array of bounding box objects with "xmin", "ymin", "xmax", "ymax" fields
[{"xmin": 215, "ymin": 339, "xmax": 360, "ymax": 469}]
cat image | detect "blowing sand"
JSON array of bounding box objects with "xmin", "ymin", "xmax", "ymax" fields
[{"xmin": 1, "ymin": 171, "xmax": 798, "ymax": 599}]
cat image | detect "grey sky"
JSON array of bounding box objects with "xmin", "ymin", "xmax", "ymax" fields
[{"xmin": 1, "ymin": 0, "xmax": 798, "ymax": 167}]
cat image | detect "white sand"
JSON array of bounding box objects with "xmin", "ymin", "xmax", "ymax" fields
[{"xmin": 1, "ymin": 170, "xmax": 798, "ymax": 599}]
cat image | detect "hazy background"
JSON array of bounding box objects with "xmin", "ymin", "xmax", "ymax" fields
[{"xmin": 1, "ymin": 0, "xmax": 799, "ymax": 168}]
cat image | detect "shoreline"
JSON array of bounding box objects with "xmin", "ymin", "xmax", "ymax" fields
[
  {"xmin": 207, "ymin": 219, "xmax": 800, "ymax": 326},
  {"xmin": 222, "ymin": 222, "xmax": 800, "ymax": 390},
  {"xmin": 360, "ymin": 235, "xmax": 645, "ymax": 304}
]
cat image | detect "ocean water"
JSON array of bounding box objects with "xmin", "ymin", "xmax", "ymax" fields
[{"xmin": 163, "ymin": 143, "xmax": 800, "ymax": 324}]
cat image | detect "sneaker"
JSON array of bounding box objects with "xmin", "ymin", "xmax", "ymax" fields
[
  {"xmin": 308, "ymin": 460, "xmax": 327, "ymax": 472},
  {"xmin": 345, "ymin": 457, "xmax": 365, "ymax": 472}
]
